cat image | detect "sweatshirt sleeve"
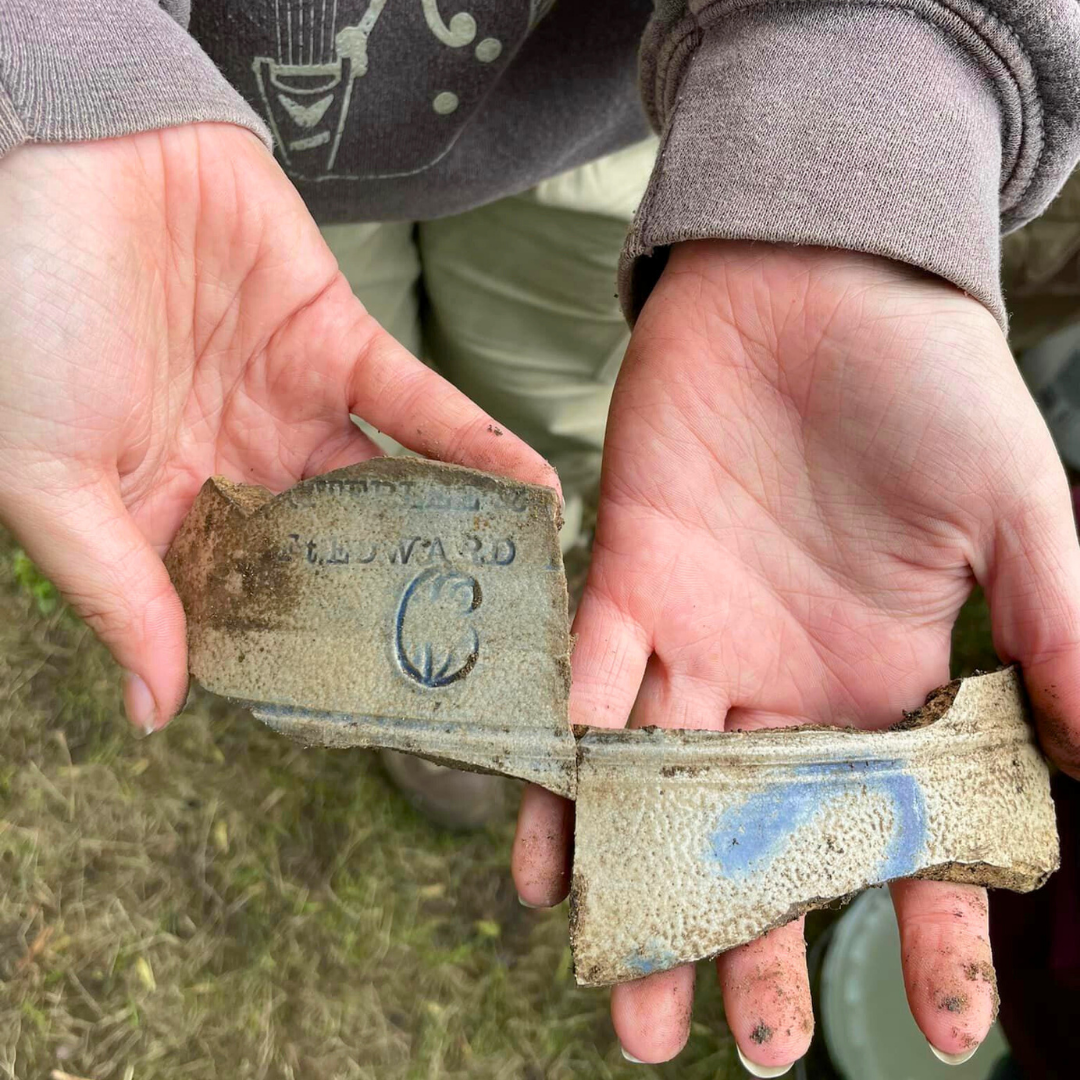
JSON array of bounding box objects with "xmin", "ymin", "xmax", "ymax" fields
[
  {"xmin": 621, "ymin": 0, "xmax": 1080, "ymax": 329},
  {"xmin": 0, "ymin": 0, "xmax": 270, "ymax": 158}
]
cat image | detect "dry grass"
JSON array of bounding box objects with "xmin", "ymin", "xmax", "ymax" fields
[
  {"xmin": 0, "ymin": 527, "xmax": 745, "ymax": 1080},
  {"xmin": 0, "ymin": 521, "xmax": 999, "ymax": 1080}
]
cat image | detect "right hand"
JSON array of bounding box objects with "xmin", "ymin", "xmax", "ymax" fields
[
  {"xmin": 0, "ymin": 123, "xmax": 554, "ymax": 733},
  {"xmin": 513, "ymin": 240, "xmax": 1080, "ymax": 1069}
]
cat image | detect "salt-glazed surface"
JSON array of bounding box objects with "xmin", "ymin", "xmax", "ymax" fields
[
  {"xmin": 166, "ymin": 459, "xmax": 576, "ymax": 797},
  {"xmin": 571, "ymin": 668, "xmax": 1057, "ymax": 985},
  {"xmin": 167, "ymin": 462, "xmax": 1059, "ymax": 987}
]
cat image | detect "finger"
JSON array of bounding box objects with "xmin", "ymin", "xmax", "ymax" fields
[
  {"xmin": 301, "ymin": 421, "xmax": 382, "ymax": 477},
  {"xmin": 891, "ymin": 879, "xmax": 996, "ymax": 1064},
  {"xmin": 568, "ymin": 580, "xmax": 651, "ymax": 731},
  {"xmin": 511, "ymin": 551, "xmax": 650, "ymax": 906},
  {"xmin": 980, "ymin": 468, "xmax": 1080, "ymax": 776},
  {"xmin": 3, "ymin": 476, "xmax": 188, "ymax": 733},
  {"xmin": 345, "ymin": 320, "xmax": 558, "ymax": 487},
  {"xmin": 510, "ymin": 585, "xmax": 649, "ymax": 901},
  {"xmin": 716, "ymin": 919, "xmax": 813, "ymax": 1076},
  {"xmin": 273, "ymin": 275, "xmax": 560, "ymax": 491},
  {"xmin": 611, "ymin": 964, "xmax": 695, "ymax": 1064},
  {"xmin": 631, "ymin": 649, "xmax": 741, "ymax": 732},
  {"xmin": 511, "ymin": 784, "xmax": 573, "ymax": 908}
]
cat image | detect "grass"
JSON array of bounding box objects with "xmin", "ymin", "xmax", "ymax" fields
[
  {"xmin": 0, "ymin": 527, "xmax": 999, "ymax": 1080},
  {"xmin": 0, "ymin": 527, "xmax": 742, "ymax": 1080}
]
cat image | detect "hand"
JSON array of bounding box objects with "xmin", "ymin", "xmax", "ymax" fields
[
  {"xmin": 0, "ymin": 124, "xmax": 554, "ymax": 734},
  {"xmin": 513, "ymin": 240, "xmax": 1080, "ymax": 1069}
]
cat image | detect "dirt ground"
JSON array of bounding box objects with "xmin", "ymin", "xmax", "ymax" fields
[{"xmin": 0, "ymin": 526, "xmax": 998, "ymax": 1080}]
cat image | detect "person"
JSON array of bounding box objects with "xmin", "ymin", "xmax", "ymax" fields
[{"xmin": 2, "ymin": 2, "xmax": 1079, "ymax": 1076}]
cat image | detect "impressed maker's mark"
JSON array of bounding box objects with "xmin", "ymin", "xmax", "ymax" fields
[{"xmin": 394, "ymin": 568, "xmax": 482, "ymax": 688}]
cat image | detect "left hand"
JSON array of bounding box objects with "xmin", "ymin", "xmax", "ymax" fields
[
  {"xmin": 512, "ymin": 240, "xmax": 1080, "ymax": 1070},
  {"xmin": 0, "ymin": 127, "xmax": 555, "ymax": 736}
]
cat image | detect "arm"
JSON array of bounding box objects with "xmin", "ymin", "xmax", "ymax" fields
[
  {"xmin": 0, "ymin": 0, "xmax": 269, "ymax": 155},
  {"xmin": 624, "ymin": 0, "xmax": 1080, "ymax": 327},
  {"xmin": 0, "ymin": 5, "xmax": 554, "ymax": 740},
  {"xmin": 515, "ymin": 2, "xmax": 1080, "ymax": 1072}
]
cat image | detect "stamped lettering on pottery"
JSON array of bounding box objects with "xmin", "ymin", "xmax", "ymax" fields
[
  {"xmin": 284, "ymin": 476, "xmax": 530, "ymax": 514},
  {"xmin": 277, "ymin": 533, "xmax": 516, "ymax": 567},
  {"xmin": 394, "ymin": 567, "xmax": 482, "ymax": 688}
]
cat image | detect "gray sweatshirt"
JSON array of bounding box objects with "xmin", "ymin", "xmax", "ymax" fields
[{"xmin": 2, "ymin": 1, "xmax": 1079, "ymax": 327}]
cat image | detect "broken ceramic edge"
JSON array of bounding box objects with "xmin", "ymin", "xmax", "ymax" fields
[
  {"xmin": 167, "ymin": 466, "xmax": 1059, "ymax": 989},
  {"xmin": 569, "ymin": 667, "xmax": 1059, "ymax": 987},
  {"xmin": 245, "ymin": 700, "xmax": 577, "ymax": 798},
  {"xmin": 165, "ymin": 458, "xmax": 576, "ymax": 799}
]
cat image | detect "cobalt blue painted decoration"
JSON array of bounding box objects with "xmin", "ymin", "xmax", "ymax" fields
[
  {"xmin": 623, "ymin": 944, "xmax": 679, "ymax": 977},
  {"xmin": 708, "ymin": 759, "xmax": 928, "ymax": 883}
]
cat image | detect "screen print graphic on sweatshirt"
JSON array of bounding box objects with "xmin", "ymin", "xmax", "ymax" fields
[{"xmin": 245, "ymin": 1, "xmax": 549, "ymax": 181}]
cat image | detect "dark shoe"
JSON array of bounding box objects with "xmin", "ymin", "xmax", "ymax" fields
[{"xmin": 379, "ymin": 750, "xmax": 509, "ymax": 830}]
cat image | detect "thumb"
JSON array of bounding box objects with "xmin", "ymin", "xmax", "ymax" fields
[
  {"xmin": 266, "ymin": 272, "xmax": 562, "ymax": 493},
  {"xmin": 4, "ymin": 477, "xmax": 188, "ymax": 734},
  {"xmin": 511, "ymin": 537, "xmax": 650, "ymax": 906},
  {"xmin": 982, "ymin": 471, "xmax": 1080, "ymax": 778}
]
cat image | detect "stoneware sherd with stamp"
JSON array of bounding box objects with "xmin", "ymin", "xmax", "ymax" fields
[{"xmin": 166, "ymin": 460, "xmax": 1060, "ymax": 988}]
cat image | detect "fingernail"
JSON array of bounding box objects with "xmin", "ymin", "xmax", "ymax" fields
[
  {"xmin": 518, "ymin": 894, "xmax": 542, "ymax": 909},
  {"xmin": 122, "ymin": 671, "xmax": 157, "ymax": 734},
  {"xmin": 737, "ymin": 1044, "xmax": 793, "ymax": 1078},
  {"xmin": 928, "ymin": 1041, "xmax": 980, "ymax": 1066},
  {"xmin": 621, "ymin": 1046, "xmax": 645, "ymax": 1064}
]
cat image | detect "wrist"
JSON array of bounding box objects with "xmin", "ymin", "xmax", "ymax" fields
[
  {"xmin": 624, "ymin": 1, "xmax": 1080, "ymax": 331},
  {"xmin": 638, "ymin": 239, "xmax": 1006, "ymax": 390}
]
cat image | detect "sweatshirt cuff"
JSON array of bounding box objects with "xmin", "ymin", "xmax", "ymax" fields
[
  {"xmin": 0, "ymin": 0, "xmax": 270, "ymax": 159},
  {"xmin": 621, "ymin": 3, "xmax": 1033, "ymax": 328}
]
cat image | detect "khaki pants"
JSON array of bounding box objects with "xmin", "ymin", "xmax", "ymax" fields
[
  {"xmin": 1004, "ymin": 171, "xmax": 1080, "ymax": 353},
  {"xmin": 322, "ymin": 138, "xmax": 658, "ymax": 544},
  {"xmin": 324, "ymin": 142, "xmax": 1080, "ymax": 505}
]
